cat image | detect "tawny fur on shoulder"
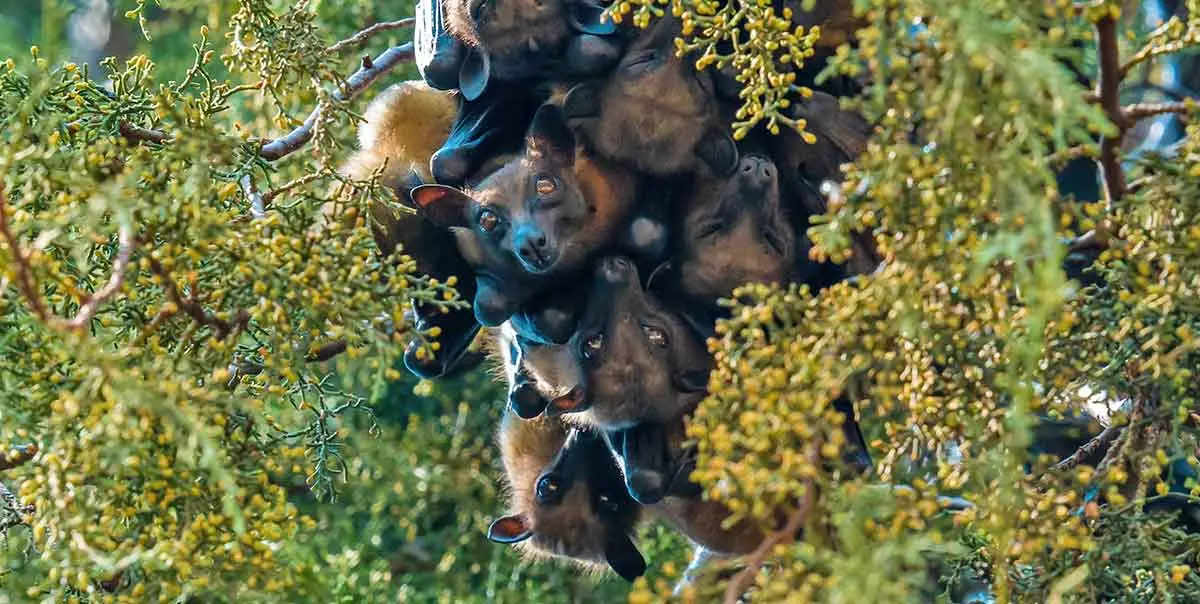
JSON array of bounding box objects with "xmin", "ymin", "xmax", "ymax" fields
[{"xmin": 341, "ymin": 80, "xmax": 458, "ymax": 187}]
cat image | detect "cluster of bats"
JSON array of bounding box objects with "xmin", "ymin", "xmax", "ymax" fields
[
  {"xmin": 342, "ymin": 0, "xmax": 872, "ymax": 581},
  {"xmin": 337, "ymin": 0, "xmax": 1200, "ymax": 587}
]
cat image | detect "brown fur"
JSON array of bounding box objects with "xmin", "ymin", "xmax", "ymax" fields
[
  {"xmin": 497, "ymin": 412, "xmax": 570, "ymax": 517},
  {"xmin": 452, "ymin": 147, "xmax": 637, "ymax": 278},
  {"xmin": 493, "ymin": 322, "xmax": 580, "ymax": 401},
  {"xmin": 677, "ymin": 155, "xmax": 795, "ymax": 300},
  {"xmin": 784, "ymin": 0, "xmax": 864, "ymax": 48},
  {"xmin": 638, "ymin": 416, "xmax": 766, "ymax": 555},
  {"xmin": 576, "ymin": 16, "xmax": 721, "ymax": 175},
  {"xmin": 444, "ymin": 0, "xmax": 572, "ymax": 79},
  {"xmin": 341, "ymin": 81, "xmax": 458, "ymax": 186},
  {"xmin": 769, "ymin": 90, "xmax": 871, "ymax": 197},
  {"xmin": 567, "ymin": 257, "xmax": 712, "ymax": 431},
  {"xmin": 651, "ymin": 496, "xmax": 765, "ymax": 556},
  {"xmin": 496, "ymin": 413, "xmax": 639, "ymax": 568}
]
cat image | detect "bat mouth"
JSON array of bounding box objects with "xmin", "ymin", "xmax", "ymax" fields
[
  {"xmin": 545, "ymin": 384, "xmax": 587, "ymax": 416},
  {"xmin": 516, "ymin": 246, "xmax": 560, "ymax": 274}
]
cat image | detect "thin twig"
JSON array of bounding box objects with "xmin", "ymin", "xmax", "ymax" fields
[
  {"xmin": 722, "ymin": 442, "xmax": 820, "ymax": 604},
  {"xmin": 306, "ymin": 340, "xmax": 348, "ymax": 363},
  {"xmin": 114, "ymin": 41, "xmax": 414, "ymax": 162},
  {"xmin": 117, "ymin": 121, "xmax": 172, "ymax": 145},
  {"xmin": 1120, "ymin": 19, "xmax": 1193, "ymax": 79},
  {"xmin": 1048, "ymin": 143, "xmax": 1098, "ymax": 165},
  {"xmin": 146, "ymin": 257, "xmax": 249, "ymax": 340},
  {"xmin": 259, "ymin": 43, "xmax": 414, "ymax": 161},
  {"xmin": 326, "ymin": 18, "xmax": 415, "ymax": 54},
  {"xmin": 0, "ymin": 443, "xmax": 38, "ymax": 472},
  {"xmin": 1095, "ymin": 16, "xmax": 1129, "ymax": 205},
  {"xmin": 3, "ymin": 188, "xmax": 136, "ymax": 329},
  {"xmin": 240, "ymin": 175, "xmax": 266, "ymax": 220},
  {"xmin": 1067, "ymin": 227, "xmax": 1113, "ymax": 253},
  {"xmin": 0, "ymin": 188, "xmax": 51, "ymax": 322},
  {"xmin": 1054, "ymin": 425, "xmax": 1124, "ymax": 472},
  {"xmin": 262, "ymin": 172, "xmax": 324, "ymax": 205},
  {"xmin": 1123, "ymin": 101, "xmax": 1192, "ymax": 121},
  {"xmin": 64, "ymin": 224, "xmax": 134, "ymax": 329}
]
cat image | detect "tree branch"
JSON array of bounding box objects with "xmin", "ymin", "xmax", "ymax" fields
[
  {"xmin": 146, "ymin": 257, "xmax": 249, "ymax": 340},
  {"xmin": 3, "ymin": 187, "xmax": 136, "ymax": 329},
  {"xmin": 0, "ymin": 443, "xmax": 38, "ymax": 472},
  {"xmin": 240, "ymin": 175, "xmax": 266, "ymax": 220},
  {"xmin": 1095, "ymin": 16, "xmax": 1128, "ymax": 205},
  {"xmin": 1120, "ymin": 18, "xmax": 1193, "ymax": 79},
  {"xmin": 1054, "ymin": 425, "xmax": 1124, "ymax": 472},
  {"xmin": 259, "ymin": 43, "xmax": 414, "ymax": 161},
  {"xmin": 1123, "ymin": 101, "xmax": 1192, "ymax": 122},
  {"xmin": 306, "ymin": 340, "xmax": 348, "ymax": 363},
  {"xmin": 63, "ymin": 224, "xmax": 134, "ymax": 329},
  {"xmin": 326, "ymin": 18, "xmax": 415, "ymax": 54},
  {"xmin": 0, "ymin": 188, "xmax": 51, "ymax": 322},
  {"xmin": 722, "ymin": 442, "xmax": 820, "ymax": 604},
  {"xmin": 116, "ymin": 38, "xmax": 415, "ymax": 162},
  {"xmin": 117, "ymin": 121, "xmax": 172, "ymax": 145}
]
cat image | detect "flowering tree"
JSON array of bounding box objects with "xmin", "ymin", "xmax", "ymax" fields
[{"xmin": 2, "ymin": 1, "xmax": 1199, "ymax": 603}]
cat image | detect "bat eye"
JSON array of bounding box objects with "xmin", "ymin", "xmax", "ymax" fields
[
  {"xmin": 582, "ymin": 333, "xmax": 604, "ymax": 359},
  {"xmin": 535, "ymin": 176, "xmax": 557, "ymax": 195},
  {"xmin": 478, "ymin": 208, "xmax": 500, "ymax": 232},
  {"xmin": 642, "ymin": 325, "xmax": 668, "ymax": 348},
  {"xmin": 696, "ymin": 220, "xmax": 723, "ymax": 239},
  {"xmin": 536, "ymin": 475, "xmax": 563, "ymax": 504}
]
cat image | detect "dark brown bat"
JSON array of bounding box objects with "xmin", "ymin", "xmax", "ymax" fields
[
  {"xmin": 560, "ymin": 15, "xmax": 739, "ymax": 177},
  {"xmin": 553, "ymin": 256, "xmax": 713, "ymax": 430},
  {"xmin": 489, "ymin": 411, "xmax": 646, "ymax": 581},
  {"xmin": 406, "ymin": 102, "xmax": 638, "ymax": 328}
]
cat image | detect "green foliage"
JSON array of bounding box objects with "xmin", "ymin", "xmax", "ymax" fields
[
  {"xmin": 0, "ymin": 2, "xmax": 691, "ymax": 602},
  {"xmin": 3, "ymin": 1, "xmax": 1200, "ymax": 603},
  {"xmin": 637, "ymin": 1, "xmax": 1200, "ymax": 602}
]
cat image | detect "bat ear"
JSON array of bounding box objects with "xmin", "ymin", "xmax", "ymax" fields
[
  {"xmin": 526, "ymin": 103, "xmax": 576, "ymax": 166},
  {"xmin": 568, "ymin": 1, "xmax": 618, "ymax": 35},
  {"xmin": 406, "ymin": 184, "xmax": 472, "ymax": 229},
  {"xmin": 459, "ymin": 46, "xmax": 491, "ymax": 101},
  {"xmin": 487, "ymin": 514, "xmax": 533, "ymax": 544},
  {"xmin": 604, "ymin": 533, "xmax": 647, "ymax": 582},
  {"xmin": 672, "ymin": 369, "xmax": 710, "ymax": 394},
  {"xmin": 695, "ymin": 129, "xmax": 739, "ymax": 176},
  {"xmin": 560, "ymin": 83, "xmax": 602, "ymax": 121}
]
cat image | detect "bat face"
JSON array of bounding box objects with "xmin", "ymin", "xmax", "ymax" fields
[
  {"xmin": 562, "ymin": 16, "xmax": 738, "ymax": 177},
  {"xmin": 490, "ymin": 419, "xmax": 645, "ymax": 582},
  {"xmin": 497, "ymin": 321, "xmax": 584, "ymax": 420},
  {"xmin": 445, "ymin": 0, "xmax": 574, "ymax": 83},
  {"xmin": 407, "ymin": 103, "xmax": 636, "ymax": 327},
  {"xmin": 559, "ymin": 256, "xmax": 712, "ymax": 430},
  {"xmin": 677, "ymin": 153, "xmax": 796, "ymax": 301}
]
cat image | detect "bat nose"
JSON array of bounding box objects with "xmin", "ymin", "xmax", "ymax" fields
[
  {"xmin": 516, "ymin": 229, "xmax": 553, "ymax": 271},
  {"xmin": 598, "ymin": 256, "xmax": 635, "ymax": 284},
  {"xmin": 738, "ymin": 155, "xmax": 774, "ymax": 184}
]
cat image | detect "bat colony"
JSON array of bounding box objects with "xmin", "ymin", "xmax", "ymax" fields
[
  {"xmin": 343, "ymin": 0, "xmax": 1200, "ymax": 589},
  {"xmin": 343, "ymin": 0, "xmax": 869, "ymax": 582}
]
